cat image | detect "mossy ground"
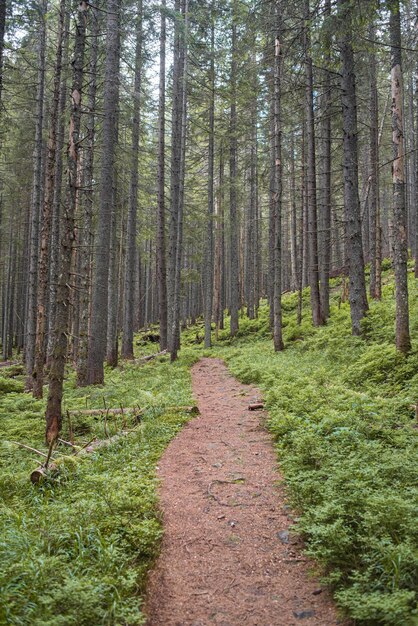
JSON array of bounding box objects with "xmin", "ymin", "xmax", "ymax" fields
[
  {"xmin": 1, "ymin": 267, "xmax": 417, "ymax": 625},
  {"xmin": 0, "ymin": 344, "xmax": 197, "ymax": 625}
]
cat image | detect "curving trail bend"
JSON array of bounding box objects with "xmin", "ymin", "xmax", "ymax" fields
[{"xmin": 145, "ymin": 357, "xmax": 342, "ymax": 626}]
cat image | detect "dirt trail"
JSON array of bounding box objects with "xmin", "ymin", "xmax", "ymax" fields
[{"xmin": 145, "ymin": 358, "xmax": 340, "ymax": 626}]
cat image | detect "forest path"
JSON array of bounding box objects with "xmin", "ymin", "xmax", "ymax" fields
[{"xmin": 144, "ymin": 358, "xmax": 340, "ymax": 626}]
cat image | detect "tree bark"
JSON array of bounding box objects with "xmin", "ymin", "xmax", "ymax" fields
[
  {"xmin": 122, "ymin": 3, "xmax": 142, "ymax": 359},
  {"xmin": 338, "ymin": 0, "xmax": 368, "ymax": 336},
  {"xmin": 304, "ymin": 0, "xmax": 323, "ymax": 327},
  {"xmin": 318, "ymin": 0, "xmax": 331, "ymax": 318},
  {"xmin": 46, "ymin": 0, "xmax": 88, "ymax": 444},
  {"xmin": 76, "ymin": 6, "xmax": 99, "ymax": 386},
  {"xmin": 26, "ymin": 0, "xmax": 47, "ymax": 388},
  {"xmin": 368, "ymin": 21, "xmax": 381, "ymax": 300},
  {"xmin": 203, "ymin": 6, "xmax": 215, "ymax": 348},
  {"xmin": 167, "ymin": 0, "xmax": 187, "ymax": 360},
  {"xmin": 290, "ymin": 133, "xmax": 298, "ymax": 292},
  {"xmin": 0, "ymin": 0, "xmax": 6, "ymax": 106},
  {"xmin": 33, "ymin": 0, "xmax": 66, "ymax": 398},
  {"xmin": 390, "ymin": 1, "xmax": 411, "ymax": 353},
  {"xmin": 415, "ymin": 0, "xmax": 418, "ymax": 278},
  {"xmin": 156, "ymin": 0, "xmax": 168, "ymax": 351},
  {"xmin": 88, "ymin": 0, "xmax": 120, "ymax": 383},
  {"xmin": 273, "ymin": 2, "xmax": 283, "ymax": 351},
  {"xmin": 229, "ymin": 12, "xmax": 239, "ymax": 338}
]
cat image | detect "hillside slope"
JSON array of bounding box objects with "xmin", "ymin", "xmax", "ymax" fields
[{"xmin": 0, "ymin": 269, "xmax": 417, "ymax": 625}]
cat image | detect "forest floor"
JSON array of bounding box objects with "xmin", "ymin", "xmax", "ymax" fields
[
  {"xmin": 1, "ymin": 270, "xmax": 417, "ymax": 626},
  {"xmin": 145, "ymin": 357, "xmax": 340, "ymax": 626}
]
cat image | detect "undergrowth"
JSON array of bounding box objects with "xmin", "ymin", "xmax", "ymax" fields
[
  {"xmin": 204, "ymin": 271, "xmax": 418, "ymax": 626},
  {"xmin": 1, "ymin": 269, "xmax": 417, "ymax": 625},
  {"xmin": 0, "ymin": 344, "xmax": 197, "ymax": 625}
]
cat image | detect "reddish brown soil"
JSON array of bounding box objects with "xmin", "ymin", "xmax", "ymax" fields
[{"xmin": 145, "ymin": 358, "xmax": 342, "ymax": 626}]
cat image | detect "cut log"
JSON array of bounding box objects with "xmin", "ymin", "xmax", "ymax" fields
[
  {"xmin": 248, "ymin": 403, "xmax": 264, "ymax": 411},
  {"xmin": 30, "ymin": 463, "xmax": 58, "ymax": 484}
]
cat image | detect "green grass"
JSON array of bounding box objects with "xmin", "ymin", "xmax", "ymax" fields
[{"xmin": 0, "ymin": 346, "xmax": 197, "ymax": 625}]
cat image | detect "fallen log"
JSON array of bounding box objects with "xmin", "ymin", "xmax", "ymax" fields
[
  {"xmin": 135, "ymin": 349, "xmax": 167, "ymax": 364},
  {"xmin": 30, "ymin": 463, "xmax": 59, "ymax": 484},
  {"xmin": 69, "ymin": 407, "xmax": 138, "ymax": 416},
  {"xmin": 29, "ymin": 404, "xmax": 199, "ymax": 483},
  {"xmin": 0, "ymin": 360, "xmax": 20, "ymax": 368},
  {"xmin": 30, "ymin": 430, "xmax": 138, "ymax": 484},
  {"xmin": 68, "ymin": 404, "xmax": 197, "ymax": 416}
]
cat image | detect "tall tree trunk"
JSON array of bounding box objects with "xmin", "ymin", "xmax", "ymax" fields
[
  {"xmin": 106, "ymin": 178, "xmax": 119, "ymax": 366},
  {"xmin": 318, "ymin": 0, "xmax": 331, "ymax": 318},
  {"xmin": 204, "ymin": 6, "xmax": 215, "ymax": 348},
  {"xmin": 47, "ymin": 9, "xmax": 70, "ymax": 366},
  {"xmin": 338, "ymin": 0, "xmax": 368, "ymax": 335},
  {"xmin": 301, "ymin": 119, "xmax": 308, "ymax": 289},
  {"xmin": 219, "ymin": 146, "xmax": 226, "ymax": 331},
  {"xmin": 0, "ymin": 0, "xmax": 6, "ymax": 106},
  {"xmin": 268, "ymin": 83, "xmax": 275, "ymax": 330},
  {"xmin": 273, "ymin": 1, "xmax": 283, "ymax": 351},
  {"xmin": 76, "ymin": 6, "xmax": 99, "ymax": 385},
  {"xmin": 172, "ymin": 2, "xmax": 188, "ymax": 359},
  {"xmin": 369, "ymin": 22, "xmax": 381, "ymax": 300},
  {"xmin": 390, "ymin": 1, "xmax": 411, "ymax": 353},
  {"xmin": 246, "ymin": 72, "xmax": 257, "ymax": 319},
  {"xmin": 290, "ymin": 133, "xmax": 298, "ymax": 292},
  {"xmin": 26, "ymin": 0, "xmax": 47, "ymax": 388},
  {"xmin": 156, "ymin": 0, "xmax": 168, "ymax": 351},
  {"xmin": 88, "ymin": 0, "xmax": 120, "ymax": 383},
  {"xmin": 33, "ymin": 0, "xmax": 66, "ymax": 398},
  {"xmin": 168, "ymin": 0, "xmax": 188, "ymax": 361},
  {"xmin": 304, "ymin": 0, "xmax": 323, "ymax": 326},
  {"xmin": 229, "ymin": 13, "xmax": 239, "ymax": 337},
  {"xmin": 46, "ymin": 0, "xmax": 88, "ymax": 444},
  {"xmin": 122, "ymin": 3, "xmax": 142, "ymax": 359},
  {"xmin": 167, "ymin": 0, "xmax": 186, "ymax": 358},
  {"xmin": 415, "ymin": 0, "xmax": 418, "ymax": 278}
]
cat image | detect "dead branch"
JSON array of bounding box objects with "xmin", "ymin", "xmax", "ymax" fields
[{"xmin": 11, "ymin": 441, "xmax": 49, "ymax": 458}]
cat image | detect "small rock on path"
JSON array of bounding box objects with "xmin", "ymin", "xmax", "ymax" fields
[{"xmin": 145, "ymin": 358, "xmax": 341, "ymax": 626}]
